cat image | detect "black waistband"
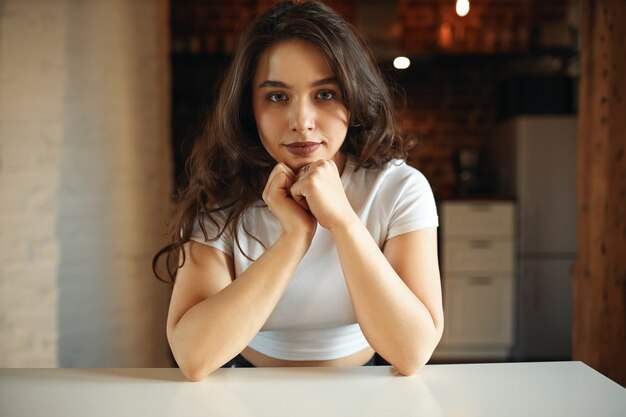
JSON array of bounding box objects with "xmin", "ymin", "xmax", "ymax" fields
[{"xmin": 222, "ymin": 353, "xmax": 382, "ymax": 368}]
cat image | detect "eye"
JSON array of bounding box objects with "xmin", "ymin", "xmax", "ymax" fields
[
  {"xmin": 267, "ymin": 92, "xmax": 287, "ymax": 102},
  {"xmin": 316, "ymin": 90, "xmax": 336, "ymax": 101}
]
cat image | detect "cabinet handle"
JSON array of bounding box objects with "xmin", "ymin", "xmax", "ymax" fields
[
  {"xmin": 469, "ymin": 239, "xmax": 493, "ymax": 249},
  {"xmin": 469, "ymin": 276, "xmax": 493, "ymax": 285}
]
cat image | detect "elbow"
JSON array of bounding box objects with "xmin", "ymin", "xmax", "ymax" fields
[
  {"xmin": 178, "ymin": 358, "xmax": 220, "ymax": 382},
  {"xmin": 181, "ymin": 367, "xmax": 204, "ymax": 382},
  {"xmin": 393, "ymin": 355, "xmax": 427, "ymax": 376},
  {"xmin": 394, "ymin": 327, "xmax": 444, "ymax": 377},
  {"xmin": 168, "ymin": 333, "xmax": 218, "ymax": 382},
  {"xmin": 181, "ymin": 365, "xmax": 209, "ymax": 382},
  {"xmin": 387, "ymin": 346, "xmax": 429, "ymax": 376},
  {"xmin": 175, "ymin": 352, "xmax": 208, "ymax": 381},
  {"xmin": 395, "ymin": 364, "xmax": 421, "ymax": 377}
]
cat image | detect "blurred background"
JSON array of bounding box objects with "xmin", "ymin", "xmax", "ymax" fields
[
  {"xmin": 170, "ymin": 0, "xmax": 579, "ymax": 197},
  {"xmin": 0, "ymin": 0, "xmax": 623, "ymax": 384}
]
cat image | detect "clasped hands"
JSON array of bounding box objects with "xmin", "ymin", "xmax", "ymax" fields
[{"xmin": 262, "ymin": 160, "xmax": 358, "ymax": 234}]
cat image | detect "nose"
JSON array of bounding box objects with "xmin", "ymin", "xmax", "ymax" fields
[{"xmin": 289, "ymin": 98, "xmax": 315, "ymax": 133}]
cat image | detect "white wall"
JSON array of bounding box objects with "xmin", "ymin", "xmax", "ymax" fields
[{"xmin": 0, "ymin": 0, "xmax": 173, "ymax": 367}]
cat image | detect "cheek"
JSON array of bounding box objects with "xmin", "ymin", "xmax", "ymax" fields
[
  {"xmin": 323, "ymin": 107, "xmax": 350, "ymax": 137},
  {"xmin": 255, "ymin": 108, "xmax": 284, "ymax": 139}
]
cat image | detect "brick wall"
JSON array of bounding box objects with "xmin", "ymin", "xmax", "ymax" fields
[
  {"xmin": 393, "ymin": 0, "xmax": 576, "ymax": 199},
  {"xmin": 396, "ymin": 57, "xmax": 500, "ymax": 199},
  {"xmin": 398, "ymin": 0, "xmax": 573, "ymax": 54},
  {"xmin": 171, "ymin": 0, "xmax": 357, "ymax": 55},
  {"xmin": 0, "ymin": 0, "xmax": 173, "ymax": 367}
]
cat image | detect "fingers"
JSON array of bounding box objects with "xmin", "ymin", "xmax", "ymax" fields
[
  {"xmin": 290, "ymin": 159, "xmax": 354, "ymax": 230},
  {"xmin": 293, "ymin": 193, "xmax": 310, "ymax": 212},
  {"xmin": 268, "ymin": 163, "xmax": 295, "ymax": 188},
  {"xmin": 263, "ymin": 163, "xmax": 315, "ymax": 220},
  {"xmin": 291, "ymin": 162, "xmax": 316, "ymax": 196},
  {"xmin": 295, "ymin": 161, "xmax": 318, "ymax": 181},
  {"xmin": 290, "ymin": 173, "xmax": 308, "ymax": 202},
  {"xmin": 291, "ymin": 160, "xmax": 331, "ymax": 199},
  {"xmin": 263, "ymin": 160, "xmax": 337, "ymax": 215},
  {"xmin": 262, "ymin": 163, "xmax": 318, "ymax": 240},
  {"xmin": 263, "ymin": 163, "xmax": 295, "ymax": 203},
  {"xmin": 297, "ymin": 159, "xmax": 337, "ymax": 177}
]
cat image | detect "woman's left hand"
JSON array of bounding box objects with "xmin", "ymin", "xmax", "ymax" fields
[{"xmin": 289, "ymin": 160, "xmax": 359, "ymax": 230}]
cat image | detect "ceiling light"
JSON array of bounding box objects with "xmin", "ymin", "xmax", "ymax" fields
[
  {"xmin": 393, "ymin": 56, "xmax": 411, "ymax": 69},
  {"xmin": 456, "ymin": 0, "xmax": 470, "ymax": 17}
]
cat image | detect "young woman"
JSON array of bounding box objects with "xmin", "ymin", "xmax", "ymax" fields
[{"xmin": 153, "ymin": 0, "xmax": 443, "ymax": 381}]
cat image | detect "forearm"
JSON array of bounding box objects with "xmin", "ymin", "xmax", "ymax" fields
[
  {"xmin": 169, "ymin": 234, "xmax": 309, "ymax": 380},
  {"xmin": 332, "ymin": 222, "xmax": 442, "ymax": 375}
]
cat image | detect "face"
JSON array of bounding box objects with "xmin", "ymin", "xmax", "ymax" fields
[{"xmin": 252, "ymin": 40, "xmax": 349, "ymax": 172}]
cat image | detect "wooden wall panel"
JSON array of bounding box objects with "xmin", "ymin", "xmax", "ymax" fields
[{"xmin": 574, "ymin": 0, "xmax": 626, "ymax": 387}]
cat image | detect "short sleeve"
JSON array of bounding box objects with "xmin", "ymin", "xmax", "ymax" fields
[
  {"xmin": 189, "ymin": 210, "xmax": 234, "ymax": 257},
  {"xmin": 386, "ymin": 167, "xmax": 439, "ymax": 239}
]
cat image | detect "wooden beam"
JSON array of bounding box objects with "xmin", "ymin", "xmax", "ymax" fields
[{"xmin": 573, "ymin": 0, "xmax": 626, "ymax": 386}]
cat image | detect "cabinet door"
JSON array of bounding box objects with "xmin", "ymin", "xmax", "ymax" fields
[
  {"xmin": 442, "ymin": 275, "xmax": 514, "ymax": 346},
  {"xmin": 443, "ymin": 239, "xmax": 514, "ymax": 272},
  {"xmin": 442, "ymin": 201, "xmax": 514, "ymax": 238}
]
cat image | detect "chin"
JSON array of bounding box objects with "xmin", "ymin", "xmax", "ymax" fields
[{"xmin": 282, "ymin": 156, "xmax": 317, "ymax": 171}]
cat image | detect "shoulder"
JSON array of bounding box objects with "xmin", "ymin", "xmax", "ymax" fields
[
  {"xmin": 383, "ymin": 159, "xmax": 429, "ymax": 183},
  {"xmin": 191, "ymin": 204, "xmax": 236, "ymax": 243},
  {"xmin": 379, "ymin": 160, "xmax": 435, "ymax": 206}
]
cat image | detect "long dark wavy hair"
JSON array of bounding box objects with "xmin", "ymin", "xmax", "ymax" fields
[{"xmin": 153, "ymin": 0, "xmax": 410, "ymax": 282}]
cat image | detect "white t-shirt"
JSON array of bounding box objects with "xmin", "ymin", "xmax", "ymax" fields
[{"xmin": 191, "ymin": 157, "xmax": 438, "ymax": 360}]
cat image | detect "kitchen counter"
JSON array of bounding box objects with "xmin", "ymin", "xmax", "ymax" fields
[{"xmin": 1, "ymin": 361, "xmax": 624, "ymax": 416}]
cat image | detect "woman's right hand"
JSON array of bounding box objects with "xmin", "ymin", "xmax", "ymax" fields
[{"xmin": 262, "ymin": 163, "xmax": 317, "ymax": 243}]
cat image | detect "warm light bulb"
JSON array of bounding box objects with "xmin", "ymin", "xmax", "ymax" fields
[
  {"xmin": 393, "ymin": 56, "xmax": 411, "ymax": 69},
  {"xmin": 456, "ymin": 0, "xmax": 470, "ymax": 17}
]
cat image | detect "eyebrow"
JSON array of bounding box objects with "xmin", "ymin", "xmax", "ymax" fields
[{"xmin": 258, "ymin": 77, "xmax": 338, "ymax": 89}]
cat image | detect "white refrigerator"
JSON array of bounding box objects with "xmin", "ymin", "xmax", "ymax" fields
[{"xmin": 490, "ymin": 116, "xmax": 577, "ymax": 360}]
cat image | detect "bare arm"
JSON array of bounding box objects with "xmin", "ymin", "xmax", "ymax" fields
[
  {"xmin": 291, "ymin": 160, "xmax": 443, "ymax": 375},
  {"xmin": 167, "ymin": 163, "xmax": 316, "ymax": 381},
  {"xmin": 167, "ymin": 235, "xmax": 309, "ymax": 381},
  {"xmin": 331, "ymin": 225, "xmax": 443, "ymax": 375}
]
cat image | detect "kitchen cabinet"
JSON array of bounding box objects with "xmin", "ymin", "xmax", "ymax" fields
[{"xmin": 434, "ymin": 200, "xmax": 516, "ymax": 360}]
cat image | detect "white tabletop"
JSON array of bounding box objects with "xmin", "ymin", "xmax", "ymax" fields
[{"xmin": 1, "ymin": 361, "xmax": 624, "ymax": 417}]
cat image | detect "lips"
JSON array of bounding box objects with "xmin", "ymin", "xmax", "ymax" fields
[{"xmin": 284, "ymin": 141, "xmax": 321, "ymax": 156}]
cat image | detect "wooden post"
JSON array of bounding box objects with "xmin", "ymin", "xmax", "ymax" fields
[{"xmin": 574, "ymin": 0, "xmax": 626, "ymax": 386}]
